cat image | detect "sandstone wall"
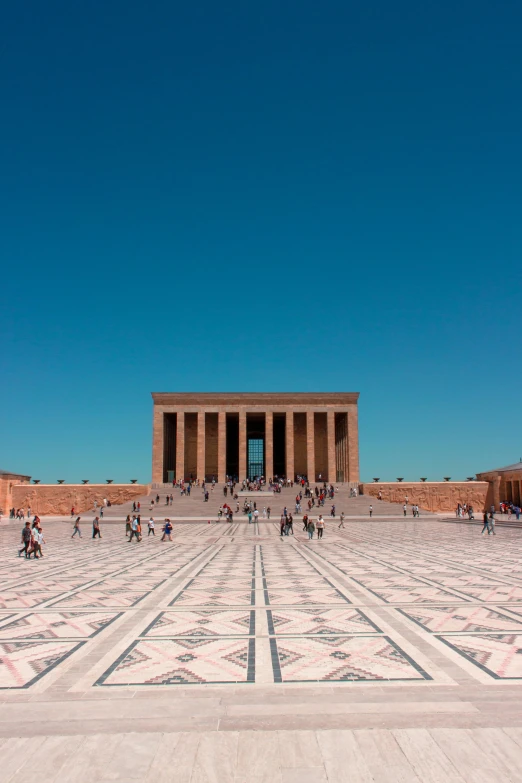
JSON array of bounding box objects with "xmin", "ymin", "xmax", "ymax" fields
[
  {"xmin": 360, "ymin": 482, "xmax": 489, "ymax": 513},
  {"xmin": 10, "ymin": 484, "xmax": 150, "ymax": 516}
]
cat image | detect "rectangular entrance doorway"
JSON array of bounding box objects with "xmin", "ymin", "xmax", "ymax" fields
[{"xmin": 248, "ymin": 438, "xmax": 264, "ymax": 479}]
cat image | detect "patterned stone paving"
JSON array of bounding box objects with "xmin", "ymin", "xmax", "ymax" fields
[{"xmin": 2, "ymin": 516, "xmax": 522, "ymax": 778}]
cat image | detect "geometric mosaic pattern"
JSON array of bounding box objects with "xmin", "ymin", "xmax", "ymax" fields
[
  {"xmin": 437, "ymin": 634, "xmax": 522, "ymax": 679},
  {"xmin": 141, "ymin": 610, "xmax": 255, "ymax": 637},
  {"xmin": 397, "ymin": 605, "xmax": 522, "ymax": 634},
  {"xmin": 0, "ymin": 639, "xmax": 85, "ymax": 688},
  {"xmin": 97, "ymin": 637, "xmax": 255, "ymax": 685},
  {"xmin": 270, "ymin": 635, "xmax": 430, "ymax": 682},
  {"xmin": 0, "ymin": 611, "xmax": 121, "ymax": 639},
  {"xmin": 267, "ymin": 607, "xmax": 380, "ymax": 635},
  {"xmin": 5, "ymin": 513, "xmax": 522, "ymax": 691}
]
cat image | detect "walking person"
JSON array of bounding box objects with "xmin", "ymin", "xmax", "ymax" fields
[
  {"xmin": 307, "ymin": 518, "xmax": 315, "ymax": 540},
  {"xmin": 403, "ymin": 504, "xmax": 407, "ymax": 517},
  {"xmin": 129, "ymin": 516, "xmax": 140, "ymax": 542},
  {"xmin": 267, "ymin": 506, "xmax": 271, "ymax": 519},
  {"xmin": 302, "ymin": 513, "xmax": 309, "ymax": 532},
  {"xmin": 72, "ymin": 517, "xmax": 82, "ymax": 538},
  {"xmin": 19, "ymin": 521, "xmax": 32, "ymax": 558},
  {"xmin": 488, "ymin": 511, "xmax": 496, "ymax": 536},
  {"xmin": 92, "ymin": 517, "xmax": 102, "ymax": 539},
  {"xmin": 481, "ymin": 511, "xmax": 490, "ymax": 535},
  {"xmin": 317, "ymin": 516, "xmax": 325, "ymax": 539},
  {"xmin": 287, "ymin": 513, "xmax": 294, "ymax": 536},
  {"xmin": 148, "ymin": 518, "xmax": 155, "ymax": 536},
  {"xmin": 161, "ymin": 519, "xmax": 173, "ymax": 541},
  {"xmin": 338, "ymin": 512, "xmax": 345, "ymax": 529},
  {"xmin": 34, "ymin": 527, "xmax": 45, "ymax": 558},
  {"xmin": 125, "ymin": 515, "xmax": 132, "ymax": 537},
  {"xmin": 369, "ymin": 505, "xmax": 373, "ymax": 517}
]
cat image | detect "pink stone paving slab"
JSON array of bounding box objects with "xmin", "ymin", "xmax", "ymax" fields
[
  {"xmin": 268, "ymin": 607, "xmax": 382, "ymax": 635},
  {"xmin": 169, "ymin": 590, "xmax": 254, "ymax": 607},
  {"xmin": 436, "ymin": 633, "xmax": 522, "ymax": 679},
  {"xmin": 0, "ymin": 611, "xmax": 122, "ymax": 639},
  {"xmin": 356, "ymin": 585, "xmax": 470, "ymax": 604},
  {"xmin": 270, "ymin": 635, "xmax": 431, "ymax": 683},
  {"xmin": 0, "ymin": 639, "xmax": 85, "ymax": 688},
  {"xmin": 457, "ymin": 586, "xmax": 522, "ymax": 602},
  {"xmin": 48, "ymin": 590, "xmax": 150, "ymax": 608},
  {"xmin": 0, "ymin": 592, "xmax": 64, "ymax": 610},
  {"xmin": 97, "ymin": 637, "xmax": 255, "ymax": 686},
  {"xmin": 266, "ymin": 589, "xmax": 351, "ymax": 606},
  {"xmin": 141, "ymin": 610, "xmax": 255, "ymax": 637},
  {"xmin": 397, "ymin": 605, "xmax": 522, "ymax": 634}
]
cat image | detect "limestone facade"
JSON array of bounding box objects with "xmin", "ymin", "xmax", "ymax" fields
[{"xmin": 152, "ymin": 392, "xmax": 360, "ymax": 485}]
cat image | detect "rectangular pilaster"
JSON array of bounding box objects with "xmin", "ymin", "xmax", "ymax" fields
[
  {"xmin": 176, "ymin": 412, "xmax": 185, "ymax": 483},
  {"xmin": 306, "ymin": 411, "xmax": 315, "ymax": 483},
  {"xmin": 152, "ymin": 407, "xmax": 164, "ymax": 484},
  {"xmin": 327, "ymin": 410, "xmax": 336, "ymax": 483},
  {"xmin": 217, "ymin": 412, "xmax": 226, "ymax": 483},
  {"xmin": 347, "ymin": 405, "xmax": 359, "ymax": 483},
  {"xmin": 265, "ymin": 411, "xmax": 273, "ymax": 481},
  {"xmin": 239, "ymin": 410, "xmax": 247, "ymax": 480},
  {"xmin": 197, "ymin": 410, "xmax": 205, "ymax": 481},
  {"xmin": 286, "ymin": 411, "xmax": 294, "ymax": 481}
]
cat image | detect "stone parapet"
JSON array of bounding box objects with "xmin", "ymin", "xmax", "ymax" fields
[
  {"xmin": 360, "ymin": 482, "xmax": 489, "ymax": 513},
  {"xmin": 9, "ymin": 484, "xmax": 150, "ymax": 516}
]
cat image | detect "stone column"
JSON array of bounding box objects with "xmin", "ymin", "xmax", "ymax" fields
[
  {"xmin": 265, "ymin": 411, "xmax": 273, "ymax": 481},
  {"xmin": 306, "ymin": 411, "xmax": 315, "ymax": 483},
  {"xmin": 327, "ymin": 410, "xmax": 336, "ymax": 483},
  {"xmin": 176, "ymin": 412, "xmax": 185, "ymax": 483},
  {"xmin": 286, "ymin": 411, "xmax": 294, "ymax": 481},
  {"xmin": 152, "ymin": 406, "xmax": 164, "ymax": 485},
  {"xmin": 217, "ymin": 411, "xmax": 226, "ymax": 483},
  {"xmin": 347, "ymin": 405, "xmax": 359, "ymax": 483},
  {"xmin": 239, "ymin": 410, "xmax": 247, "ymax": 480},
  {"xmin": 197, "ymin": 410, "xmax": 206, "ymax": 482},
  {"xmin": 492, "ymin": 475, "xmax": 501, "ymax": 511}
]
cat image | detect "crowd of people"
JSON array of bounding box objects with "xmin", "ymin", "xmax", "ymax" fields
[{"xmin": 14, "ymin": 480, "xmax": 519, "ymax": 558}]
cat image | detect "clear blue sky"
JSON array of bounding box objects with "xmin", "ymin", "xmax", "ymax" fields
[{"xmin": 2, "ymin": 0, "xmax": 521, "ymax": 484}]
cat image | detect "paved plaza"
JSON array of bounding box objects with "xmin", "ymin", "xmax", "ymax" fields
[{"xmin": 1, "ymin": 516, "xmax": 522, "ymax": 780}]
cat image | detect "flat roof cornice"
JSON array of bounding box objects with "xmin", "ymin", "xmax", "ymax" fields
[{"xmin": 152, "ymin": 392, "xmax": 359, "ymax": 406}]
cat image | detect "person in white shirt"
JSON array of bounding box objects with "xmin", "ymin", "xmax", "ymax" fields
[{"xmin": 148, "ymin": 518, "xmax": 155, "ymax": 536}]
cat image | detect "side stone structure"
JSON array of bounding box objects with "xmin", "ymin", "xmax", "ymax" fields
[
  {"xmin": 360, "ymin": 482, "xmax": 489, "ymax": 513},
  {"xmin": 476, "ymin": 462, "xmax": 522, "ymax": 510},
  {"xmin": 10, "ymin": 484, "xmax": 150, "ymax": 516},
  {"xmin": 0, "ymin": 470, "xmax": 31, "ymax": 516}
]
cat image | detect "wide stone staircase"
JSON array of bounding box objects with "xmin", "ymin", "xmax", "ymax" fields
[{"xmin": 98, "ymin": 483, "xmax": 436, "ymax": 522}]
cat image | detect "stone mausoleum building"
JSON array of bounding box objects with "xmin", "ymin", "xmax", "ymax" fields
[{"xmin": 152, "ymin": 392, "xmax": 359, "ymax": 486}]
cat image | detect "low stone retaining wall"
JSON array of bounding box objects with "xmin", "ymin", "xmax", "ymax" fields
[
  {"xmin": 9, "ymin": 484, "xmax": 150, "ymax": 516},
  {"xmin": 359, "ymin": 481, "xmax": 489, "ymax": 513}
]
